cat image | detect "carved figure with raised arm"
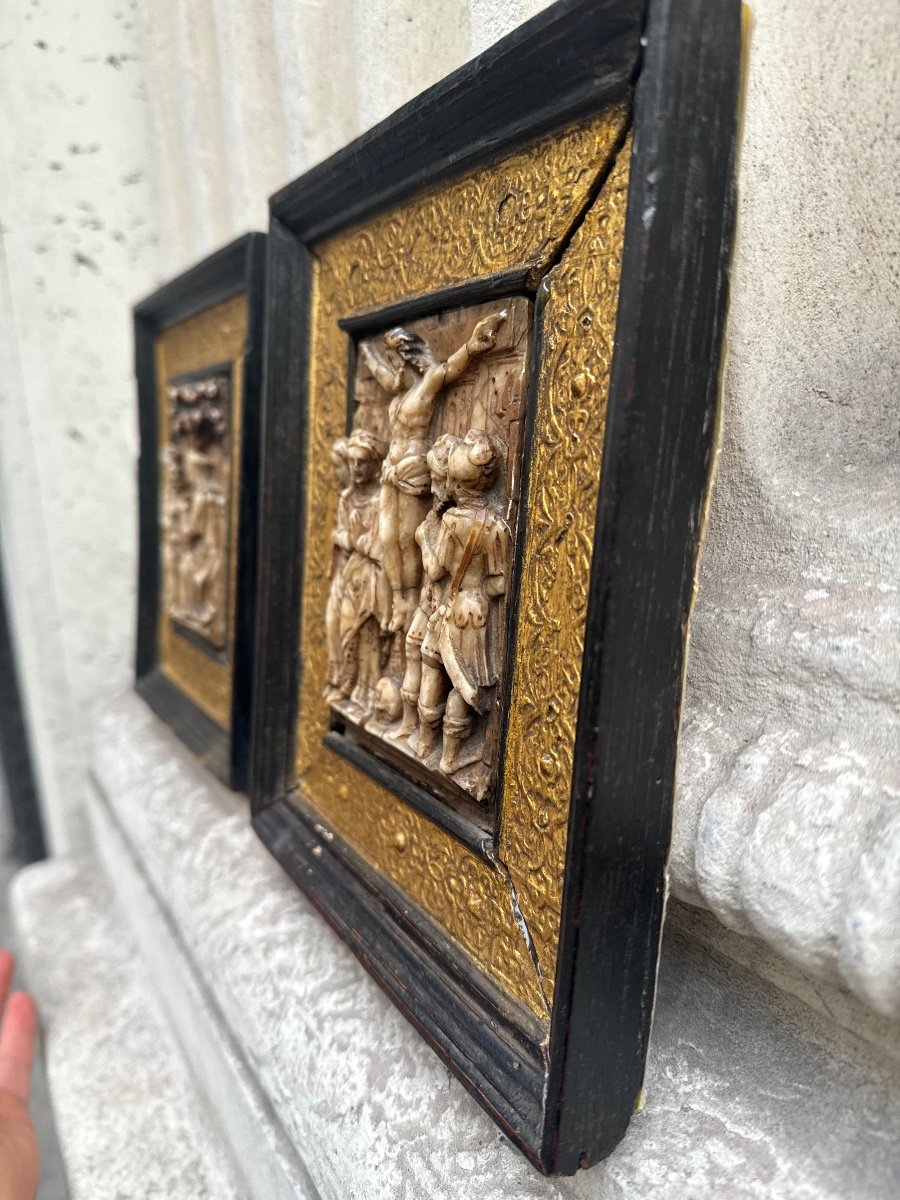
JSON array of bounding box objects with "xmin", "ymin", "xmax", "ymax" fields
[
  {"xmin": 359, "ymin": 311, "xmax": 507, "ymax": 641},
  {"xmin": 416, "ymin": 430, "xmax": 509, "ymax": 796}
]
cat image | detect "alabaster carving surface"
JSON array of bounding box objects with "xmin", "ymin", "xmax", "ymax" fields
[
  {"xmin": 161, "ymin": 375, "xmax": 231, "ymax": 651},
  {"xmin": 324, "ymin": 300, "xmax": 531, "ymax": 808}
]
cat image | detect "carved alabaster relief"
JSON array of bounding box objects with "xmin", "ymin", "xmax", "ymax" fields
[
  {"xmin": 324, "ymin": 299, "xmax": 531, "ymax": 807},
  {"xmin": 161, "ymin": 374, "xmax": 231, "ymax": 650}
]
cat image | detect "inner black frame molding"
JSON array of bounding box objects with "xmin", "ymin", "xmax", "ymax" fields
[
  {"xmin": 251, "ymin": 0, "xmax": 740, "ymax": 1174},
  {"xmin": 134, "ymin": 232, "xmax": 266, "ymax": 790}
]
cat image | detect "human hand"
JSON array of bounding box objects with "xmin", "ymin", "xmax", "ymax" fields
[
  {"xmin": 389, "ymin": 592, "xmax": 413, "ymax": 633},
  {"xmin": 0, "ymin": 951, "xmax": 39, "ymax": 1200},
  {"xmin": 467, "ymin": 310, "xmax": 507, "ymax": 354}
]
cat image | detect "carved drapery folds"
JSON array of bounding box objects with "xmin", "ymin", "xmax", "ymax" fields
[
  {"xmin": 325, "ymin": 299, "xmax": 532, "ymax": 807},
  {"xmin": 161, "ymin": 374, "xmax": 231, "ymax": 650}
]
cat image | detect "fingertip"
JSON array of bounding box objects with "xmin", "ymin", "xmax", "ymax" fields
[
  {"xmin": 0, "ymin": 950, "xmax": 14, "ymax": 1006},
  {"xmin": 6, "ymin": 992, "xmax": 36, "ymax": 1032}
]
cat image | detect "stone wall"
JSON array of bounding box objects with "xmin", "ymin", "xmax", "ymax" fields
[{"xmin": 0, "ymin": 0, "xmax": 897, "ymax": 1126}]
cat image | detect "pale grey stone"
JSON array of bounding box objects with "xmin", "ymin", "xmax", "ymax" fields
[
  {"xmin": 0, "ymin": 0, "xmax": 162, "ymax": 853},
  {"xmin": 11, "ymin": 857, "xmax": 244, "ymax": 1200},
  {"xmin": 1, "ymin": 0, "xmax": 898, "ymax": 1191},
  {"xmin": 670, "ymin": 0, "xmax": 900, "ymax": 1017},
  {"xmin": 0, "ymin": 854, "xmax": 68, "ymax": 1200},
  {"xmin": 2, "ymin": 0, "xmax": 897, "ymax": 1019},
  {"xmin": 86, "ymin": 774, "xmax": 321, "ymax": 1200},
  {"xmin": 77, "ymin": 694, "xmax": 900, "ymax": 1199}
]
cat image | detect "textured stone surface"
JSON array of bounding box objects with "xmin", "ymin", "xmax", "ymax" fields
[
  {"xmin": 0, "ymin": 0, "xmax": 555, "ymax": 855},
  {"xmin": 82, "ymin": 694, "xmax": 900, "ymax": 1199},
  {"xmin": 11, "ymin": 856, "xmax": 244, "ymax": 1200},
  {"xmin": 86, "ymin": 777, "xmax": 319, "ymax": 1200},
  {"xmin": 6, "ymin": 0, "xmax": 897, "ymax": 945},
  {"xmin": 670, "ymin": 0, "xmax": 900, "ymax": 1018},
  {"xmin": 0, "ymin": 0, "xmax": 161, "ymax": 852},
  {"xmin": 0, "ymin": 0, "xmax": 896, "ymax": 1122},
  {"xmin": 0, "ymin": 854, "xmax": 68, "ymax": 1200}
]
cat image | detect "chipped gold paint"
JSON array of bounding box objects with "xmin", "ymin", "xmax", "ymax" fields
[
  {"xmin": 294, "ymin": 113, "xmax": 630, "ymax": 1017},
  {"xmin": 156, "ymin": 293, "xmax": 247, "ymax": 730}
]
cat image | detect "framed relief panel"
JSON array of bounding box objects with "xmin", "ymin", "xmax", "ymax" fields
[
  {"xmin": 253, "ymin": 0, "xmax": 739, "ymax": 1175},
  {"xmin": 134, "ymin": 233, "xmax": 265, "ymax": 790}
]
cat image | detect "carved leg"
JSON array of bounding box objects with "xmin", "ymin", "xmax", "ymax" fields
[
  {"xmin": 378, "ymin": 483, "xmax": 403, "ymax": 594},
  {"xmin": 325, "ymin": 585, "xmax": 342, "ymax": 689},
  {"xmin": 397, "ymin": 495, "xmax": 429, "ymax": 592},
  {"xmin": 439, "ymin": 689, "xmax": 475, "ymax": 775},
  {"xmin": 351, "ymin": 619, "xmax": 382, "ymax": 716},
  {"xmin": 388, "ymin": 618, "xmax": 424, "ymax": 740},
  {"xmin": 414, "ymin": 661, "xmax": 448, "ymax": 760},
  {"xmin": 337, "ymin": 628, "xmax": 358, "ymax": 699}
]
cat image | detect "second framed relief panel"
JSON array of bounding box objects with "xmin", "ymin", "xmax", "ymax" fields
[
  {"xmin": 134, "ymin": 233, "xmax": 266, "ymax": 790},
  {"xmin": 252, "ymin": 0, "xmax": 739, "ymax": 1176}
]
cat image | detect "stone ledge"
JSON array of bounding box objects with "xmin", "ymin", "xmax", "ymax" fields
[
  {"xmin": 81, "ymin": 691, "xmax": 900, "ymax": 1198},
  {"xmin": 10, "ymin": 857, "xmax": 244, "ymax": 1200},
  {"xmin": 674, "ymin": 585, "xmax": 900, "ymax": 1019},
  {"xmin": 85, "ymin": 771, "xmax": 322, "ymax": 1200}
]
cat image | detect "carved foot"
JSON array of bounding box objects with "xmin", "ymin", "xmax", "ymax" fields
[
  {"xmin": 438, "ymin": 735, "xmax": 463, "ymax": 775},
  {"xmin": 412, "ymin": 725, "xmax": 438, "ymax": 761},
  {"xmin": 386, "ymin": 698, "xmax": 419, "ymax": 743},
  {"xmin": 467, "ymin": 762, "xmax": 493, "ymax": 804}
]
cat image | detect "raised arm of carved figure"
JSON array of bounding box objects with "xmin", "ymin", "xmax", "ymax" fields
[
  {"xmin": 438, "ymin": 310, "xmax": 508, "ymax": 390},
  {"xmin": 359, "ymin": 339, "xmax": 403, "ymax": 394}
]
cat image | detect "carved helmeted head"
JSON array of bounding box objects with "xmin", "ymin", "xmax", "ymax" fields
[
  {"xmin": 447, "ymin": 429, "xmax": 505, "ymax": 499},
  {"xmin": 426, "ymin": 432, "xmax": 458, "ymax": 509},
  {"xmin": 330, "ymin": 436, "xmax": 351, "ymax": 489},
  {"xmin": 383, "ymin": 327, "xmax": 437, "ymax": 375},
  {"xmin": 346, "ymin": 427, "xmax": 386, "ymax": 485},
  {"xmin": 169, "ymin": 377, "xmax": 227, "ymax": 451}
]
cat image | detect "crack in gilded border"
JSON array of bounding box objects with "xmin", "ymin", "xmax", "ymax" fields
[
  {"xmin": 293, "ymin": 116, "xmax": 631, "ymax": 1018},
  {"xmin": 499, "ymin": 139, "xmax": 633, "ymax": 1002}
]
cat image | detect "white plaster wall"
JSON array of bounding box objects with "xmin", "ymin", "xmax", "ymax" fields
[
  {"xmin": 0, "ymin": 0, "xmax": 553, "ymax": 844},
  {"xmin": 0, "ymin": 0, "xmax": 896, "ymax": 1020},
  {"xmin": 136, "ymin": 0, "xmax": 552, "ymax": 278},
  {"xmin": 0, "ymin": 0, "xmax": 163, "ymax": 851},
  {"xmin": 670, "ymin": 0, "xmax": 900, "ymax": 1017}
]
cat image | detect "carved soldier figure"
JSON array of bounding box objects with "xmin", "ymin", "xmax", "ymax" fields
[
  {"xmin": 161, "ymin": 445, "xmax": 189, "ymax": 617},
  {"xmin": 162, "ymin": 378, "xmax": 229, "ymax": 647},
  {"xmin": 324, "ymin": 437, "xmax": 351, "ymax": 700},
  {"xmin": 386, "ymin": 432, "xmax": 457, "ymax": 745},
  {"xmin": 334, "ymin": 429, "xmax": 392, "ymax": 720},
  {"xmin": 358, "ymin": 311, "xmax": 507, "ymax": 640},
  {"xmin": 182, "ymin": 444, "xmax": 227, "ymax": 644},
  {"xmin": 416, "ymin": 430, "xmax": 509, "ymax": 791}
]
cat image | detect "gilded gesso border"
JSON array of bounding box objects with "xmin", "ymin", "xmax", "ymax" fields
[
  {"xmin": 155, "ymin": 294, "xmax": 247, "ymax": 730},
  {"xmin": 294, "ymin": 111, "xmax": 631, "ymax": 1018}
]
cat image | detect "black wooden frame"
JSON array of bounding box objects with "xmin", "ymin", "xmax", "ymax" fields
[
  {"xmin": 252, "ymin": 0, "xmax": 739, "ymax": 1173},
  {"xmin": 134, "ymin": 233, "xmax": 266, "ymax": 790},
  {"xmin": 0, "ymin": 516, "xmax": 48, "ymax": 864}
]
